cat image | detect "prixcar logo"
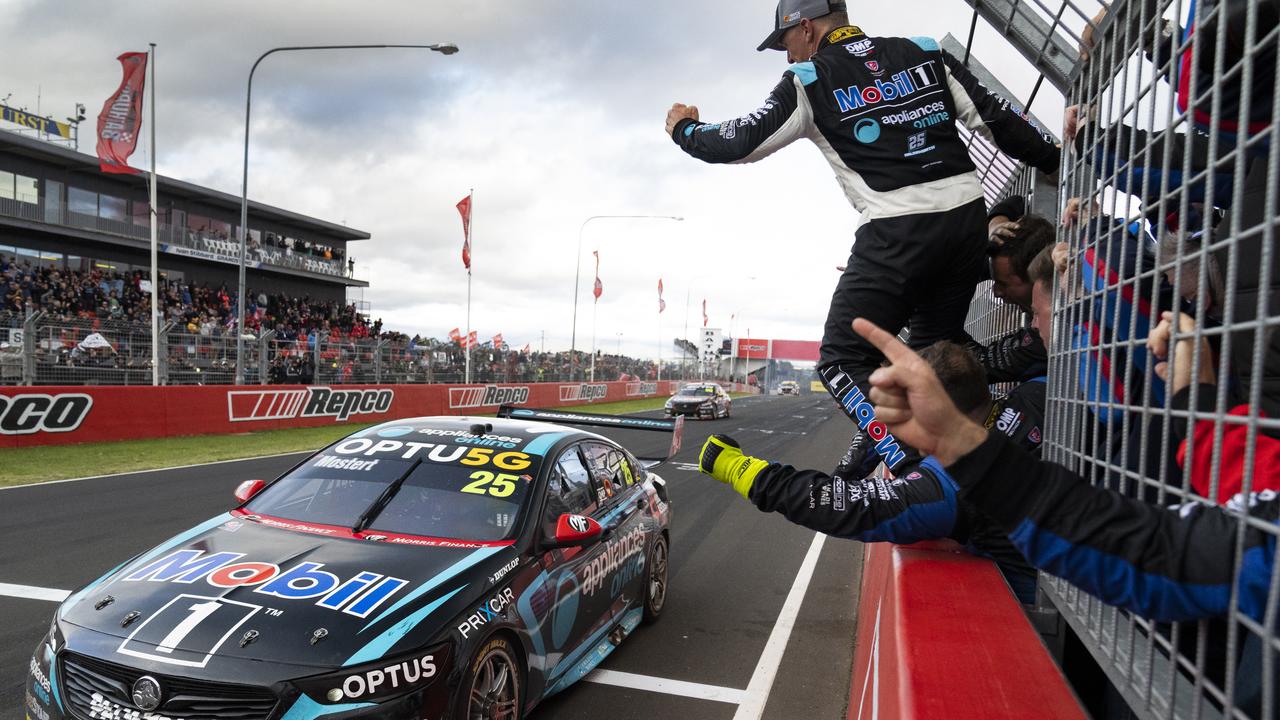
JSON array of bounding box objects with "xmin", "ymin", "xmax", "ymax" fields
[
  {"xmin": 625, "ymin": 382, "xmax": 658, "ymax": 397},
  {"xmin": 560, "ymin": 384, "xmax": 608, "ymax": 402},
  {"xmin": 228, "ymin": 387, "xmax": 393, "ymax": 423},
  {"xmin": 448, "ymin": 385, "xmax": 531, "ymax": 410},
  {"xmin": 0, "ymin": 393, "xmax": 93, "ymax": 435}
]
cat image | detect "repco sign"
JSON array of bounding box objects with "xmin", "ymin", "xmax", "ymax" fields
[
  {"xmin": 560, "ymin": 384, "xmax": 609, "ymax": 402},
  {"xmin": 0, "ymin": 393, "xmax": 93, "ymax": 435},
  {"xmin": 228, "ymin": 387, "xmax": 393, "ymax": 422},
  {"xmin": 625, "ymin": 382, "xmax": 658, "ymax": 397},
  {"xmin": 449, "ymin": 385, "xmax": 531, "ymax": 410}
]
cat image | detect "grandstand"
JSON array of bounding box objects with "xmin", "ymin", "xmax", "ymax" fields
[{"xmin": 0, "ymin": 128, "xmax": 380, "ymax": 384}]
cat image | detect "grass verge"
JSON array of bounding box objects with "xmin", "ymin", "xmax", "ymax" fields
[{"xmin": 0, "ymin": 392, "xmax": 754, "ymax": 488}]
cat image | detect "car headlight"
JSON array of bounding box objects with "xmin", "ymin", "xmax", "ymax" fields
[
  {"xmin": 293, "ymin": 643, "xmax": 451, "ymax": 705},
  {"xmin": 664, "ymin": 399, "xmax": 673, "ymax": 408}
]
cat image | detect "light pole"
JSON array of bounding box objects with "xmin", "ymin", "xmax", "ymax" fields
[
  {"xmin": 234, "ymin": 42, "xmax": 459, "ymax": 385},
  {"xmin": 570, "ymin": 215, "xmax": 681, "ymax": 381}
]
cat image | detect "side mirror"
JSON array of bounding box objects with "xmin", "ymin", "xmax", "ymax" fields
[
  {"xmin": 550, "ymin": 513, "xmax": 603, "ymax": 548},
  {"xmin": 234, "ymin": 479, "xmax": 266, "ymax": 504}
]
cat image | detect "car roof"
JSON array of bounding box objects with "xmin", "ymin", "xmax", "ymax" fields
[{"xmin": 353, "ymin": 415, "xmax": 612, "ymax": 454}]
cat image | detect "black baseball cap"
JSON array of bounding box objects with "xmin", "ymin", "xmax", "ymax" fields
[{"xmin": 757, "ymin": 0, "xmax": 847, "ymax": 52}]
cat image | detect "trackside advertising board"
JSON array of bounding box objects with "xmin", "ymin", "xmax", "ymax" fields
[{"xmin": 0, "ymin": 380, "xmax": 749, "ymax": 448}]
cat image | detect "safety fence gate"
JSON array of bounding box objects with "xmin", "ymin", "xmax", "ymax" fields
[{"xmin": 957, "ymin": 0, "xmax": 1279, "ymax": 717}]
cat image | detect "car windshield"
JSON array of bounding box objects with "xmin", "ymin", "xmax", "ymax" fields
[
  {"xmin": 245, "ymin": 437, "xmax": 540, "ymax": 542},
  {"xmin": 678, "ymin": 386, "xmax": 716, "ymax": 396}
]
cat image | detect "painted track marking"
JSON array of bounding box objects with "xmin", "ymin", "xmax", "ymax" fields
[
  {"xmin": 584, "ymin": 669, "xmax": 745, "ymax": 704},
  {"xmin": 0, "ymin": 583, "xmax": 70, "ymax": 602},
  {"xmin": 733, "ymin": 532, "xmax": 827, "ymax": 720}
]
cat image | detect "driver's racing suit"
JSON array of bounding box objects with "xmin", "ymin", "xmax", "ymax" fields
[
  {"xmin": 670, "ymin": 25, "xmax": 1060, "ymax": 473},
  {"xmin": 704, "ymin": 377, "xmax": 1047, "ymax": 602}
]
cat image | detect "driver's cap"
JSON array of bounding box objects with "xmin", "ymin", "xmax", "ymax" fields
[{"xmin": 757, "ymin": 0, "xmax": 846, "ymax": 52}]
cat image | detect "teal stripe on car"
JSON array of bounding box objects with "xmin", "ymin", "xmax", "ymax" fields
[
  {"xmin": 359, "ymin": 546, "xmax": 503, "ymax": 632},
  {"xmin": 523, "ymin": 431, "xmax": 568, "ymax": 456},
  {"xmin": 345, "ymin": 585, "xmax": 468, "ymax": 666}
]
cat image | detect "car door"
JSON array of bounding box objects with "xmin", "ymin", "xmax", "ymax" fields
[
  {"xmin": 580, "ymin": 441, "xmax": 650, "ymax": 614},
  {"xmin": 535, "ymin": 445, "xmax": 615, "ymax": 674}
]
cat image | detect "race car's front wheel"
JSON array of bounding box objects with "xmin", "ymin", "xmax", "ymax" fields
[
  {"xmin": 643, "ymin": 534, "xmax": 669, "ymax": 623},
  {"xmin": 462, "ymin": 635, "xmax": 524, "ymax": 720}
]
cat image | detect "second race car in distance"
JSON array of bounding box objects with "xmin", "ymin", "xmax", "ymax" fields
[
  {"xmin": 663, "ymin": 382, "xmax": 731, "ymax": 419},
  {"xmin": 25, "ymin": 412, "xmax": 675, "ymax": 720},
  {"xmin": 778, "ymin": 381, "xmax": 799, "ymax": 396}
]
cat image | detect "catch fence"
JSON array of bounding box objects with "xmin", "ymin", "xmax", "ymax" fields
[
  {"xmin": 960, "ymin": 0, "xmax": 1278, "ymax": 717},
  {"xmin": 0, "ymin": 311, "xmax": 727, "ymax": 387}
]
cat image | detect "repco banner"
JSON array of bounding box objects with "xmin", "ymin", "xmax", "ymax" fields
[
  {"xmin": 229, "ymin": 387, "xmax": 394, "ymax": 422},
  {"xmin": 559, "ymin": 384, "xmax": 608, "ymax": 402},
  {"xmin": 0, "ymin": 393, "xmax": 94, "ymax": 435},
  {"xmin": 448, "ymin": 385, "xmax": 531, "ymax": 410},
  {"xmin": 0, "ymin": 381, "xmax": 745, "ymax": 448}
]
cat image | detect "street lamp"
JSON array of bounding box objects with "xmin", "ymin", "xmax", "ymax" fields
[
  {"xmin": 234, "ymin": 42, "xmax": 459, "ymax": 385},
  {"xmin": 570, "ymin": 215, "xmax": 681, "ymax": 381}
]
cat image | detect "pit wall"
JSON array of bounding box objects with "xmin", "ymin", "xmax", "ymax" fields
[
  {"xmin": 848, "ymin": 540, "xmax": 1086, "ymax": 719},
  {"xmin": 0, "ymin": 380, "xmax": 752, "ymax": 448}
]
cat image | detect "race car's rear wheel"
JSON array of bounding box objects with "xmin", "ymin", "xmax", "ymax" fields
[
  {"xmin": 643, "ymin": 534, "xmax": 669, "ymax": 623},
  {"xmin": 462, "ymin": 635, "xmax": 523, "ymax": 720}
]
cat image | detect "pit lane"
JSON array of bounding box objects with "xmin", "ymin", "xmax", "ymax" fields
[{"xmin": 0, "ymin": 392, "xmax": 861, "ymax": 719}]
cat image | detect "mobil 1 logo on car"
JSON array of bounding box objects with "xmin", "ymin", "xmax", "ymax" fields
[{"xmin": 0, "ymin": 393, "xmax": 93, "ymax": 435}]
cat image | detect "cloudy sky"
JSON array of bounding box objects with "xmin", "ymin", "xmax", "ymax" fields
[{"xmin": 1, "ymin": 0, "xmax": 1075, "ymax": 359}]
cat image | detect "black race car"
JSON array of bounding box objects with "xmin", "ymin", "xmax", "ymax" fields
[
  {"xmin": 663, "ymin": 382, "xmax": 731, "ymax": 419},
  {"xmin": 25, "ymin": 409, "xmax": 678, "ymax": 720}
]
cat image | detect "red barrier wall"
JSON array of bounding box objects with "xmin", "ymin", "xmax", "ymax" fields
[
  {"xmin": 848, "ymin": 540, "xmax": 1085, "ymax": 719},
  {"xmin": 0, "ymin": 379, "xmax": 745, "ymax": 448}
]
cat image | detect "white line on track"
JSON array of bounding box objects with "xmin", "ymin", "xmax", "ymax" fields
[
  {"xmin": 733, "ymin": 532, "xmax": 827, "ymax": 720},
  {"xmin": 584, "ymin": 669, "xmax": 746, "ymax": 704},
  {"xmin": 0, "ymin": 449, "xmax": 315, "ymax": 492},
  {"xmin": 0, "ymin": 582, "xmax": 70, "ymax": 602}
]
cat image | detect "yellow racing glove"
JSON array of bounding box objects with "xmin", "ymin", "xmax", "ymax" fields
[{"xmin": 698, "ymin": 434, "xmax": 769, "ymax": 500}]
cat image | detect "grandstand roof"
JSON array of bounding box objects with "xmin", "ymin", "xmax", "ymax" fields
[{"xmin": 0, "ymin": 130, "xmax": 370, "ymax": 242}]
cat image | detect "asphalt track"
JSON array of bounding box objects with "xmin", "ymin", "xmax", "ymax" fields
[{"xmin": 0, "ymin": 392, "xmax": 862, "ymax": 720}]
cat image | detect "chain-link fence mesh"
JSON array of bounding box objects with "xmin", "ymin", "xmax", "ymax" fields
[
  {"xmin": 959, "ymin": 0, "xmax": 1279, "ymax": 716},
  {"xmin": 0, "ymin": 311, "xmax": 727, "ymax": 387}
]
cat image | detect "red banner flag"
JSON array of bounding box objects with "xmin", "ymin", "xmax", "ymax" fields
[
  {"xmin": 658, "ymin": 278, "xmax": 665, "ymax": 313},
  {"xmin": 592, "ymin": 250, "xmax": 603, "ymax": 301},
  {"xmin": 448, "ymin": 327, "xmax": 461, "ymax": 343},
  {"xmin": 456, "ymin": 194, "xmax": 472, "ymax": 270},
  {"xmin": 466, "ymin": 330, "xmax": 478, "ymax": 348},
  {"xmin": 96, "ymin": 52, "xmax": 148, "ymax": 175},
  {"xmin": 521, "ymin": 343, "xmax": 530, "ymax": 354},
  {"xmin": 492, "ymin": 333, "xmax": 504, "ymax": 348},
  {"xmin": 702, "ymin": 299, "xmax": 708, "ymax": 327}
]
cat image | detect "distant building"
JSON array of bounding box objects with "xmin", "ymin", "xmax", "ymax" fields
[{"xmin": 0, "ymin": 130, "xmax": 368, "ymax": 303}]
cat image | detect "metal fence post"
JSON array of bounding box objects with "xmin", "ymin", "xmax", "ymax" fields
[
  {"xmin": 314, "ymin": 332, "xmax": 326, "ymax": 385},
  {"xmin": 374, "ymin": 339, "xmax": 388, "ymax": 384},
  {"xmin": 21, "ymin": 310, "xmax": 43, "ymax": 386},
  {"xmin": 258, "ymin": 330, "xmax": 276, "ymax": 385},
  {"xmin": 158, "ymin": 321, "xmax": 175, "ymax": 385}
]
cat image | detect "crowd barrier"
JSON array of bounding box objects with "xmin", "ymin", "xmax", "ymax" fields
[
  {"xmin": 0, "ymin": 379, "xmax": 744, "ymax": 449},
  {"xmin": 847, "ymin": 540, "xmax": 1084, "ymax": 719}
]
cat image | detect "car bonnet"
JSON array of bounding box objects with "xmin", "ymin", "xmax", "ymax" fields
[{"xmin": 57, "ymin": 515, "xmax": 516, "ymax": 670}]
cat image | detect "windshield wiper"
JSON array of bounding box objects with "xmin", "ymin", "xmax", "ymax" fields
[{"xmin": 352, "ymin": 459, "xmax": 421, "ymax": 533}]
